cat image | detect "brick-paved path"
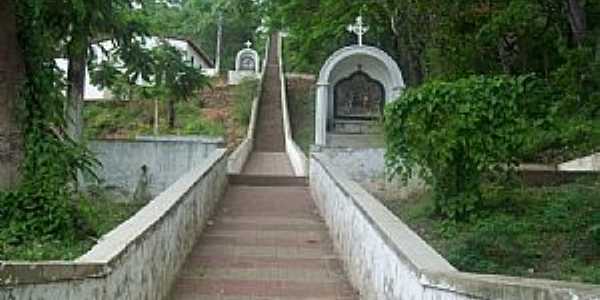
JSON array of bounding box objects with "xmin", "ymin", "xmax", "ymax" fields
[
  {"xmin": 168, "ymin": 33, "xmax": 358, "ymax": 299},
  {"xmin": 168, "ymin": 185, "xmax": 358, "ymax": 299}
]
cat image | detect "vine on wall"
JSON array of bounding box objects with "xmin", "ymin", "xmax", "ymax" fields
[{"xmin": 0, "ymin": 0, "xmax": 97, "ymax": 244}]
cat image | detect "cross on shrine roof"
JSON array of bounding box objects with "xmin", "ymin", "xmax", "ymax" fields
[{"xmin": 347, "ymin": 15, "xmax": 369, "ymax": 46}]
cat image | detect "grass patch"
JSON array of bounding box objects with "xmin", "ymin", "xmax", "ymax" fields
[
  {"xmin": 0, "ymin": 189, "xmax": 144, "ymax": 261},
  {"xmin": 287, "ymin": 77, "xmax": 315, "ymax": 154},
  {"xmin": 232, "ymin": 79, "xmax": 259, "ymax": 132},
  {"xmin": 383, "ymin": 176, "xmax": 600, "ymax": 284},
  {"xmin": 84, "ymin": 100, "xmax": 225, "ymax": 139}
]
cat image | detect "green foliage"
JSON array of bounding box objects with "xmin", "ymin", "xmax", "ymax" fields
[
  {"xmin": 384, "ymin": 176, "xmax": 600, "ymax": 284},
  {"xmin": 143, "ymin": 0, "xmax": 265, "ymax": 71},
  {"xmin": 551, "ymin": 46, "xmax": 600, "ymax": 116},
  {"xmin": 90, "ymin": 41, "xmax": 209, "ymax": 129},
  {"xmin": 447, "ymin": 215, "xmax": 540, "ymax": 275},
  {"xmin": 0, "ymin": 0, "xmax": 99, "ymax": 244},
  {"xmin": 83, "ymin": 100, "xmax": 225, "ymax": 139},
  {"xmin": 150, "ymin": 42, "xmax": 208, "ymax": 100},
  {"xmin": 521, "ymin": 117, "xmax": 600, "ymax": 164},
  {"xmin": 385, "ymin": 75, "xmax": 554, "ymax": 220},
  {"xmin": 267, "ymin": 0, "xmax": 600, "ymax": 97},
  {"xmin": 0, "ymin": 190, "xmax": 143, "ymax": 261},
  {"xmin": 175, "ymin": 101, "xmax": 225, "ymax": 136},
  {"xmin": 286, "ymin": 78, "xmax": 316, "ymax": 154},
  {"xmin": 263, "ymin": 0, "xmax": 364, "ymax": 73},
  {"xmin": 232, "ymin": 79, "xmax": 258, "ymax": 130}
]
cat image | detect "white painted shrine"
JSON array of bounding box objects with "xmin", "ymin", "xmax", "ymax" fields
[
  {"xmin": 315, "ymin": 16, "xmax": 405, "ymax": 146},
  {"xmin": 228, "ymin": 40, "xmax": 261, "ymax": 85}
]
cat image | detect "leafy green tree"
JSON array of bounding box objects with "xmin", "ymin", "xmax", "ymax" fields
[
  {"xmin": 150, "ymin": 42, "xmax": 209, "ymax": 129},
  {"xmin": 143, "ymin": 0, "xmax": 264, "ymax": 71},
  {"xmin": 90, "ymin": 40, "xmax": 209, "ymax": 130},
  {"xmin": 1, "ymin": 0, "xmax": 101, "ymax": 242},
  {"xmin": 62, "ymin": 0, "xmax": 149, "ymax": 142},
  {"xmin": 265, "ymin": 0, "xmax": 600, "ymax": 107},
  {"xmin": 262, "ymin": 0, "xmax": 432, "ymax": 84},
  {"xmin": 385, "ymin": 75, "xmax": 555, "ymax": 220}
]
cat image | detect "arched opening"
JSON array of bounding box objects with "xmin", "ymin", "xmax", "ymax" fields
[
  {"xmin": 235, "ymin": 49, "xmax": 260, "ymax": 73},
  {"xmin": 315, "ymin": 45, "xmax": 405, "ymax": 145},
  {"xmin": 333, "ymin": 70, "xmax": 385, "ymax": 121},
  {"xmin": 239, "ymin": 53, "xmax": 256, "ymax": 71}
]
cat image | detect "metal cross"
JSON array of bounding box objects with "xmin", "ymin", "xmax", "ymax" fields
[
  {"xmin": 347, "ymin": 15, "xmax": 369, "ymax": 46},
  {"xmin": 244, "ymin": 40, "xmax": 252, "ymax": 49}
]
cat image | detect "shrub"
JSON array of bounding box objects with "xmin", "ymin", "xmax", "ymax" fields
[
  {"xmin": 384, "ymin": 75, "xmax": 554, "ymax": 220},
  {"xmin": 446, "ymin": 215, "xmax": 540, "ymax": 275}
]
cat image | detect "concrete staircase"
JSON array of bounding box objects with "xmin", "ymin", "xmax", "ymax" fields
[
  {"xmin": 169, "ymin": 179, "xmax": 357, "ymax": 299},
  {"xmin": 253, "ymin": 33, "xmax": 286, "ymax": 153},
  {"xmin": 168, "ymin": 34, "xmax": 358, "ymax": 299}
]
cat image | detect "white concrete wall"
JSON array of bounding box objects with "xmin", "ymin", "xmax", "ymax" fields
[
  {"xmin": 228, "ymin": 70, "xmax": 260, "ymax": 86},
  {"xmin": 310, "ymin": 153, "xmax": 600, "ymax": 300},
  {"xmin": 228, "ymin": 137, "xmax": 253, "ymax": 174},
  {"xmin": 321, "ymin": 148, "xmax": 385, "ymax": 182},
  {"xmin": 0, "ymin": 150, "xmax": 229, "ymax": 300},
  {"xmin": 559, "ymin": 153, "xmax": 600, "ymax": 171},
  {"xmin": 278, "ymin": 33, "xmax": 308, "ymax": 176},
  {"xmin": 85, "ymin": 136, "xmax": 223, "ymax": 198}
]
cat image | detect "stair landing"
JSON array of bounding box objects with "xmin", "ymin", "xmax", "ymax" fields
[{"xmin": 242, "ymin": 152, "xmax": 294, "ymax": 176}]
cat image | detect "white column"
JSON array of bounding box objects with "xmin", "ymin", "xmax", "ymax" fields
[{"xmin": 315, "ymin": 82, "xmax": 329, "ymax": 146}]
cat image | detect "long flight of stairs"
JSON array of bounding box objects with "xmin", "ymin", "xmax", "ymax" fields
[{"xmin": 168, "ymin": 34, "xmax": 358, "ymax": 300}]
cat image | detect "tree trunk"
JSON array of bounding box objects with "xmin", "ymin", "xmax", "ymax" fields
[
  {"xmin": 408, "ymin": 50, "xmax": 425, "ymax": 85},
  {"xmin": 394, "ymin": 34, "xmax": 425, "ymax": 86},
  {"xmin": 66, "ymin": 30, "xmax": 88, "ymax": 142},
  {"xmin": 154, "ymin": 98, "xmax": 159, "ymax": 135},
  {"xmin": 566, "ymin": 0, "xmax": 586, "ymax": 46},
  {"xmin": 168, "ymin": 98, "xmax": 176, "ymax": 129},
  {"xmin": 0, "ymin": 0, "xmax": 25, "ymax": 189}
]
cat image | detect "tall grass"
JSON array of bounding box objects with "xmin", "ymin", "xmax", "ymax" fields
[{"xmin": 232, "ymin": 79, "xmax": 259, "ymax": 131}]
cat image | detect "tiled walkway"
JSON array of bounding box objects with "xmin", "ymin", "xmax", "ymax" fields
[
  {"xmin": 168, "ymin": 33, "xmax": 358, "ymax": 299},
  {"xmin": 168, "ymin": 185, "xmax": 358, "ymax": 299}
]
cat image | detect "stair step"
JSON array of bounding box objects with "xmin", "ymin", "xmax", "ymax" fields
[{"xmin": 228, "ymin": 175, "xmax": 308, "ymax": 186}]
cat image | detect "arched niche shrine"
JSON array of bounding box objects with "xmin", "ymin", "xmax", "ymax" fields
[
  {"xmin": 228, "ymin": 41, "xmax": 261, "ymax": 85},
  {"xmin": 315, "ymin": 45, "xmax": 405, "ymax": 146},
  {"xmin": 315, "ymin": 16, "xmax": 405, "ymax": 146}
]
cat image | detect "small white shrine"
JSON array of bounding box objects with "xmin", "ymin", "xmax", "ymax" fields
[
  {"xmin": 315, "ymin": 16, "xmax": 405, "ymax": 146},
  {"xmin": 228, "ymin": 41, "xmax": 261, "ymax": 85}
]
